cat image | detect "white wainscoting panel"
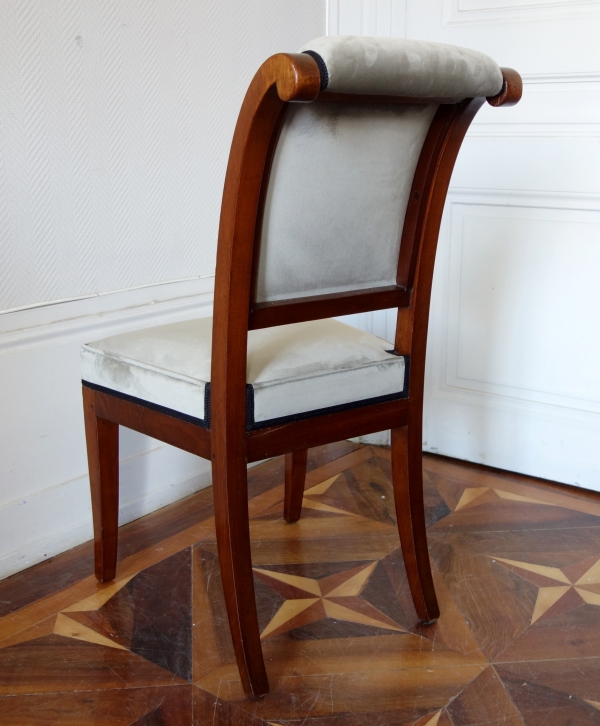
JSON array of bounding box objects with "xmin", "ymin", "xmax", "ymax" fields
[
  {"xmin": 335, "ymin": 0, "xmax": 600, "ymax": 486},
  {"xmin": 424, "ymin": 191, "xmax": 600, "ymax": 489},
  {"xmin": 443, "ymin": 0, "xmax": 600, "ymax": 26},
  {"xmin": 447, "ymin": 205, "xmax": 600, "ymax": 410},
  {"xmin": 328, "ymin": 0, "xmax": 407, "ymax": 37},
  {"xmin": 0, "ymin": 278, "xmax": 215, "ymax": 579}
]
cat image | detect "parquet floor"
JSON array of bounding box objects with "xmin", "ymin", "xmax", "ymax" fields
[{"xmin": 1, "ymin": 441, "xmax": 600, "ymax": 724}]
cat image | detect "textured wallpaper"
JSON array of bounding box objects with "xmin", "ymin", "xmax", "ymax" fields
[{"xmin": 0, "ymin": 0, "xmax": 324, "ymax": 311}]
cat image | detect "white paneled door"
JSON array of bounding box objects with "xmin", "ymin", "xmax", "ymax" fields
[{"xmin": 332, "ymin": 0, "xmax": 600, "ymax": 490}]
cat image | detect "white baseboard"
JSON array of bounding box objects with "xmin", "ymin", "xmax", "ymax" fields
[
  {"xmin": 0, "ymin": 446, "xmax": 214, "ymax": 581},
  {"xmin": 350, "ymin": 431, "xmax": 391, "ymax": 446}
]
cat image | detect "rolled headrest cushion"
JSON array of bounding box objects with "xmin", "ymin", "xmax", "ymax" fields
[{"xmin": 301, "ymin": 36, "xmax": 503, "ymax": 99}]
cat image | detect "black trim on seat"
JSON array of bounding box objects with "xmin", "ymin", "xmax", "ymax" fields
[
  {"xmin": 246, "ymin": 386, "xmax": 408, "ymax": 431},
  {"xmin": 302, "ymin": 50, "xmax": 329, "ymax": 90},
  {"xmin": 246, "ymin": 356, "xmax": 410, "ymax": 430},
  {"xmin": 83, "ymin": 355, "xmax": 410, "ymax": 433},
  {"xmin": 82, "ymin": 380, "xmax": 210, "ymax": 429}
]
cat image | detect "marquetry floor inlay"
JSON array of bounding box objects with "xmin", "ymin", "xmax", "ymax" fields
[{"xmin": 1, "ymin": 442, "xmax": 600, "ymax": 724}]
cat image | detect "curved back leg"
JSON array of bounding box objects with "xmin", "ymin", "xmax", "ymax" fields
[
  {"xmin": 391, "ymin": 421, "xmax": 439, "ymax": 623},
  {"xmin": 284, "ymin": 449, "xmax": 308, "ymax": 523},
  {"xmin": 212, "ymin": 451, "xmax": 269, "ymax": 698}
]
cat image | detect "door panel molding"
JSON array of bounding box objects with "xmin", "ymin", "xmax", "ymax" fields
[{"xmin": 443, "ymin": 0, "xmax": 600, "ymax": 26}]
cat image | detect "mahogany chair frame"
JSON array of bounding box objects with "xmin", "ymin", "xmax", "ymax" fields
[{"xmin": 83, "ymin": 53, "xmax": 522, "ymax": 698}]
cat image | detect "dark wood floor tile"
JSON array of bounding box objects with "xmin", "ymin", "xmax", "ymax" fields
[
  {"xmin": 426, "ymin": 472, "xmax": 467, "ymax": 514},
  {"xmin": 99, "ymin": 581, "xmax": 136, "ymax": 646},
  {"xmin": 196, "ymin": 634, "xmax": 487, "ymax": 699},
  {"xmin": 531, "ymin": 587, "xmax": 584, "ymax": 626},
  {"xmin": 335, "ymin": 461, "xmax": 397, "ymax": 524},
  {"xmin": 63, "ymin": 609, "xmax": 132, "ymax": 649},
  {"xmin": 445, "ymin": 666, "xmax": 525, "ymax": 725},
  {"xmin": 410, "ymin": 711, "xmax": 444, "ymax": 726},
  {"xmin": 213, "ymin": 665, "xmax": 485, "ymax": 723},
  {"xmin": 247, "ymin": 534, "xmax": 402, "ymax": 567},
  {"xmin": 374, "ymin": 549, "xmax": 485, "ymax": 660},
  {"xmin": 562, "ymin": 551, "xmax": 600, "ymax": 584},
  {"xmin": 430, "ymin": 500, "xmax": 600, "ymax": 533},
  {"xmin": 299, "ymin": 447, "xmax": 376, "ymax": 490},
  {"xmin": 272, "ymin": 710, "xmax": 437, "ymax": 725},
  {"xmin": 496, "ymin": 659, "xmax": 600, "ymax": 706},
  {"xmin": 0, "ymin": 547, "xmax": 96, "ymax": 621},
  {"xmin": 361, "ymin": 551, "xmax": 414, "ymax": 632},
  {"xmin": 435, "ymin": 712, "xmax": 453, "ymax": 726},
  {"xmin": 495, "ymin": 603, "xmax": 600, "ymax": 662},
  {"xmin": 413, "ymin": 562, "xmax": 485, "ymax": 659},
  {"xmin": 429, "ymin": 540, "xmax": 537, "ymax": 660},
  {"xmin": 0, "ymin": 635, "xmax": 187, "ymax": 695},
  {"xmin": 192, "ymin": 686, "xmax": 268, "ymax": 725},
  {"xmin": 248, "ymin": 512, "xmax": 397, "ymax": 545},
  {"xmin": 0, "ymin": 615, "xmax": 56, "ymax": 651},
  {"xmin": 192, "ymin": 547, "xmax": 232, "ymax": 687},
  {"xmin": 244, "ymin": 441, "xmax": 363, "ymax": 508},
  {"xmin": 423, "ymin": 455, "xmax": 600, "ymax": 522},
  {"xmin": 497, "ymin": 616, "xmax": 600, "ymax": 663},
  {"xmin": 131, "ymin": 684, "xmax": 193, "ymax": 725},
  {"xmin": 428, "ymin": 527, "xmax": 600, "ymax": 571},
  {"xmin": 372, "ymin": 453, "xmax": 451, "ymax": 527},
  {"xmin": 498, "ymin": 668, "xmax": 600, "ymax": 725},
  {"xmin": 0, "ymin": 686, "xmax": 192, "ymax": 725},
  {"xmin": 130, "ymin": 548, "xmax": 192, "ymax": 682},
  {"xmin": 423, "ymin": 453, "xmax": 600, "ymax": 504}
]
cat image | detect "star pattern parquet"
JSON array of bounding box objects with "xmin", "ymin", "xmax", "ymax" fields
[{"xmin": 1, "ymin": 442, "xmax": 600, "ymax": 724}]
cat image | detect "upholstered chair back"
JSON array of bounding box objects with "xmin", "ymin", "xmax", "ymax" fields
[{"xmin": 255, "ymin": 36, "xmax": 504, "ymax": 304}]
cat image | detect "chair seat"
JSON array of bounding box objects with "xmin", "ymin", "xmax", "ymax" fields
[{"xmin": 81, "ymin": 318, "xmax": 407, "ymax": 429}]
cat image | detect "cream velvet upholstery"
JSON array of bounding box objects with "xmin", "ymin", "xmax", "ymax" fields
[
  {"xmin": 81, "ymin": 318, "xmax": 406, "ymax": 427},
  {"xmin": 301, "ymin": 36, "xmax": 503, "ymax": 99},
  {"xmin": 256, "ymin": 36, "xmax": 503, "ymax": 304},
  {"xmin": 256, "ymin": 102, "xmax": 437, "ymax": 302}
]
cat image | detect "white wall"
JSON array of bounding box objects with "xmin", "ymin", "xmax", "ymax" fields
[
  {"xmin": 0, "ymin": 0, "xmax": 325, "ymax": 579},
  {"xmin": 334, "ymin": 0, "xmax": 600, "ymax": 491}
]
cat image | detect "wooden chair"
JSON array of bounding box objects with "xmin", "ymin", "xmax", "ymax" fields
[{"xmin": 81, "ymin": 36, "xmax": 521, "ymax": 698}]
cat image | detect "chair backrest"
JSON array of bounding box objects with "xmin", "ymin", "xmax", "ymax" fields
[
  {"xmin": 253, "ymin": 36, "xmax": 504, "ymax": 305},
  {"xmin": 210, "ymin": 36, "xmax": 520, "ymax": 434}
]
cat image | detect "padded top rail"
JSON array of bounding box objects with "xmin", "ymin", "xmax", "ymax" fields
[{"xmin": 301, "ymin": 36, "xmax": 504, "ymax": 99}]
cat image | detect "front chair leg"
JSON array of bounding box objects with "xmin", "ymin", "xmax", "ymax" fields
[
  {"xmin": 212, "ymin": 450, "xmax": 269, "ymax": 698},
  {"xmin": 391, "ymin": 424, "xmax": 439, "ymax": 623},
  {"xmin": 284, "ymin": 449, "xmax": 308, "ymax": 523},
  {"xmin": 83, "ymin": 386, "xmax": 119, "ymax": 583}
]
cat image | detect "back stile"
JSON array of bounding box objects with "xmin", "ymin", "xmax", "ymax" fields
[
  {"xmin": 390, "ymin": 97, "xmax": 488, "ymax": 623},
  {"xmin": 395, "ymin": 97, "xmax": 485, "ymax": 364},
  {"xmin": 395, "ymin": 68, "xmax": 521, "ymax": 361},
  {"xmin": 210, "ymin": 53, "xmax": 321, "ymax": 698}
]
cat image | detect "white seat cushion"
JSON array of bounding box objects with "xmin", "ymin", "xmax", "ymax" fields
[{"xmin": 81, "ymin": 318, "xmax": 407, "ymax": 429}]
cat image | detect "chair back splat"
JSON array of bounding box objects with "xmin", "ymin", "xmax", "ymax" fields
[{"xmin": 82, "ymin": 35, "xmax": 521, "ymax": 700}]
